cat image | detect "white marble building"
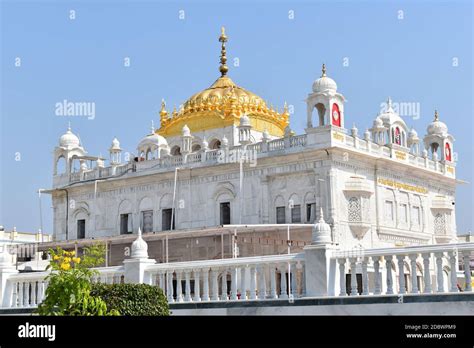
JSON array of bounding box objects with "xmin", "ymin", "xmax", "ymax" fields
[{"xmin": 45, "ymin": 28, "xmax": 458, "ymax": 253}]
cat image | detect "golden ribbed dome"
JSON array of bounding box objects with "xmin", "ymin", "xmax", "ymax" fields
[{"xmin": 157, "ymin": 27, "xmax": 289, "ymax": 137}]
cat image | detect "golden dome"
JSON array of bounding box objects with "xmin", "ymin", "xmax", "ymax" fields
[{"xmin": 157, "ymin": 27, "xmax": 289, "ymax": 137}]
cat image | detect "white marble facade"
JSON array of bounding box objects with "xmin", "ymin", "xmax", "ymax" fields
[{"xmin": 48, "ymin": 66, "xmax": 458, "ymax": 251}]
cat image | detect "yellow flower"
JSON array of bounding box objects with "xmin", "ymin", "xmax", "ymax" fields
[
  {"xmin": 60, "ymin": 262, "xmax": 71, "ymax": 271},
  {"xmin": 63, "ymin": 257, "xmax": 71, "ymax": 263},
  {"xmin": 53, "ymin": 255, "xmax": 60, "ymax": 260},
  {"xmin": 72, "ymin": 257, "xmax": 81, "ymax": 264},
  {"xmin": 69, "ymin": 251, "xmax": 75, "ymax": 256}
]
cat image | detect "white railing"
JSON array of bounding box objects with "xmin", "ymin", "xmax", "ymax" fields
[
  {"xmin": 187, "ymin": 153, "xmax": 202, "ymax": 163},
  {"xmin": 290, "ymin": 135, "xmax": 307, "ymax": 148},
  {"xmin": 0, "ymin": 242, "xmax": 472, "ymax": 310},
  {"xmin": 331, "ymin": 243, "xmax": 473, "ymax": 296},
  {"xmin": 205, "ymin": 149, "xmax": 219, "ymax": 161},
  {"xmin": 3, "ymin": 271, "xmax": 50, "ymax": 308},
  {"xmin": 2, "ymin": 267, "xmax": 125, "ymax": 309},
  {"xmin": 268, "ymin": 139, "xmax": 285, "ymax": 152},
  {"xmin": 145, "ymin": 253, "xmax": 305, "ymax": 303}
]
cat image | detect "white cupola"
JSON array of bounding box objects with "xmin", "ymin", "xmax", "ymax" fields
[
  {"xmin": 423, "ymin": 110, "xmax": 454, "ymax": 162},
  {"xmin": 109, "ymin": 137, "xmax": 122, "ymax": 165},
  {"xmin": 131, "ymin": 227, "xmax": 148, "ymax": 259},
  {"xmin": 238, "ymin": 114, "xmax": 252, "ymax": 146},
  {"xmin": 53, "ymin": 123, "xmax": 87, "ymax": 176},
  {"xmin": 312, "ymin": 208, "xmax": 332, "ymax": 245},
  {"xmin": 137, "ymin": 121, "xmax": 169, "ymax": 160},
  {"xmin": 306, "ymin": 64, "xmax": 345, "ymax": 129}
]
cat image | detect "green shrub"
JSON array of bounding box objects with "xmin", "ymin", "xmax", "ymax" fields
[{"xmin": 91, "ymin": 283, "xmax": 170, "ymax": 316}]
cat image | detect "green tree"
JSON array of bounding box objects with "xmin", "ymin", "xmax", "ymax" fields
[{"xmin": 36, "ymin": 247, "xmax": 118, "ymax": 316}]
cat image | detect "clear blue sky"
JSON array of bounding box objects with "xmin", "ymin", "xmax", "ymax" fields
[{"xmin": 1, "ymin": 0, "xmax": 472, "ymax": 235}]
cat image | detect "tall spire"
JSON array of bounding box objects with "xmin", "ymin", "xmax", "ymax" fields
[
  {"xmin": 434, "ymin": 109, "xmax": 439, "ymax": 121},
  {"xmin": 219, "ymin": 26, "xmax": 229, "ymax": 77},
  {"xmin": 321, "ymin": 63, "xmax": 327, "ymax": 77},
  {"xmin": 67, "ymin": 121, "xmax": 71, "ymax": 132},
  {"xmin": 150, "ymin": 120, "xmax": 155, "ymax": 133},
  {"xmin": 387, "ymin": 96, "xmax": 394, "ymax": 112}
]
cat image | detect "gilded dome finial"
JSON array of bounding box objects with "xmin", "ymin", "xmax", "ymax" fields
[
  {"xmin": 219, "ymin": 26, "xmax": 229, "ymax": 77},
  {"xmin": 321, "ymin": 63, "xmax": 327, "ymax": 77},
  {"xmin": 434, "ymin": 109, "xmax": 439, "ymax": 121},
  {"xmin": 160, "ymin": 99, "xmax": 168, "ymax": 118}
]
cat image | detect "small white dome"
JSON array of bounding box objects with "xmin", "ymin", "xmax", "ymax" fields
[
  {"xmin": 378, "ymin": 97, "xmax": 407, "ymax": 129},
  {"xmin": 131, "ymin": 228, "xmax": 148, "ymax": 259},
  {"xmin": 408, "ymin": 128, "xmax": 419, "ymax": 139},
  {"xmin": 373, "ymin": 117, "xmax": 383, "ymax": 128},
  {"xmin": 222, "ymin": 135, "xmax": 229, "ymax": 146},
  {"xmin": 59, "ymin": 126, "xmax": 80, "ymax": 148},
  {"xmin": 182, "ymin": 124, "xmax": 191, "ymax": 137},
  {"xmin": 312, "ymin": 208, "xmax": 332, "ymax": 245},
  {"xmin": 262, "ymin": 129, "xmax": 270, "ymax": 140},
  {"xmin": 109, "ymin": 137, "xmax": 121, "ymax": 151},
  {"xmin": 240, "ymin": 114, "xmax": 250, "ymax": 127},
  {"xmin": 312, "ymin": 64, "xmax": 337, "ymax": 93},
  {"xmin": 138, "ymin": 133, "xmax": 168, "ymax": 150},
  {"xmin": 427, "ymin": 111, "xmax": 448, "ymax": 136}
]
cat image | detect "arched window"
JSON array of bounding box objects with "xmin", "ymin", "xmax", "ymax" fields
[
  {"xmin": 209, "ymin": 139, "xmax": 221, "ymax": 150},
  {"xmin": 394, "ymin": 127, "xmax": 401, "ymax": 145},
  {"xmin": 192, "ymin": 144, "xmax": 202, "ymax": 152},
  {"xmin": 56, "ymin": 156, "xmax": 66, "ymax": 174},
  {"xmin": 315, "ymin": 103, "xmax": 326, "ymax": 126},
  {"xmin": 170, "ymin": 146, "xmax": 181, "ymax": 156}
]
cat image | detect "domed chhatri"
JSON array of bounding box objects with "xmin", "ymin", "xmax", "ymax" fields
[
  {"xmin": 427, "ymin": 110, "xmax": 448, "ymax": 136},
  {"xmin": 312, "ymin": 63, "xmax": 338, "ymax": 93},
  {"xmin": 157, "ymin": 27, "xmax": 289, "ymax": 138},
  {"xmin": 312, "ymin": 208, "xmax": 332, "ymax": 245},
  {"xmin": 59, "ymin": 123, "xmax": 81, "ymax": 149},
  {"xmin": 131, "ymin": 227, "xmax": 149, "ymax": 259}
]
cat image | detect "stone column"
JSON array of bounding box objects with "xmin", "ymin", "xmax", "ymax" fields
[
  {"xmin": 221, "ymin": 269, "xmax": 228, "ymax": 301},
  {"xmin": 257, "ymin": 264, "xmax": 266, "ymax": 300},
  {"xmin": 462, "ymin": 251, "xmax": 472, "ymax": 291},
  {"xmin": 397, "ymin": 255, "xmax": 406, "ymax": 295},
  {"xmin": 349, "ymin": 258, "xmax": 358, "ymax": 296},
  {"xmin": 338, "ymin": 258, "xmax": 347, "ymax": 296},
  {"xmin": 193, "ymin": 269, "xmax": 201, "ymax": 302},
  {"xmin": 184, "ymin": 270, "xmax": 192, "ymax": 302},
  {"xmin": 201, "ymin": 268, "xmax": 210, "ymax": 301},
  {"xmin": 279, "ymin": 264, "xmax": 288, "ymax": 299},
  {"xmin": 249, "ymin": 265, "xmax": 257, "ymax": 300},
  {"xmin": 373, "ymin": 257, "xmax": 382, "ymax": 295},
  {"xmin": 422, "ymin": 253, "xmax": 432, "ymax": 293},
  {"xmin": 435, "ymin": 252, "xmax": 445, "ymax": 293},
  {"xmin": 361, "ymin": 257, "xmax": 369, "ymax": 295},
  {"xmin": 270, "ymin": 266, "xmax": 278, "ymax": 299},
  {"xmin": 449, "ymin": 251, "xmax": 458, "ymax": 292},
  {"xmin": 409, "ymin": 254, "xmax": 419, "ymax": 294},
  {"xmin": 385, "ymin": 255, "xmax": 394, "ymax": 295}
]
